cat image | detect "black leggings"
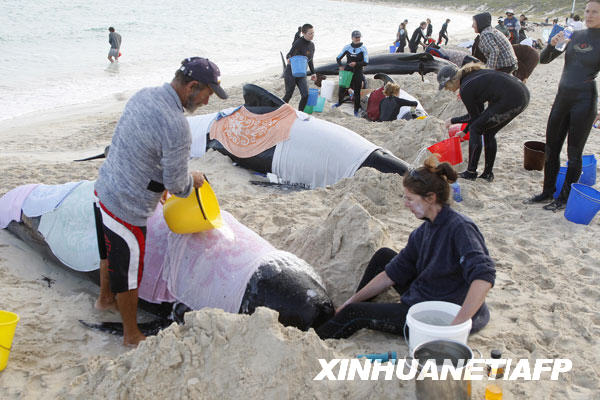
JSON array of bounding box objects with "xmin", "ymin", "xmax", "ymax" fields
[
  {"xmin": 542, "ymin": 85, "xmax": 598, "ymax": 201},
  {"xmin": 338, "ymin": 69, "xmax": 364, "ymax": 112},
  {"xmin": 282, "ymin": 65, "xmax": 309, "ymax": 111},
  {"xmin": 315, "ymin": 248, "xmax": 490, "ymax": 339},
  {"xmin": 466, "ymin": 96, "xmax": 529, "ymax": 174},
  {"xmin": 438, "ymin": 33, "xmax": 448, "ymax": 45}
]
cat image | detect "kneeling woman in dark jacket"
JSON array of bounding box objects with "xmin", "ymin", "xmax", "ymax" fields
[
  {"xmin": 379, "ymin": 82, "xmax": 418, "ymax": 121},
  {"xmin": 439, "ymin": 63, "xmax": 530, "ymax": 181},
  {"xmin": 316, "ymin": 157, "xmax": 495, "ymax": 339}
]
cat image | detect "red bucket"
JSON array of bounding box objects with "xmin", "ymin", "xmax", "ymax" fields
[
  {"xmin": 428, "ymin": 136, "xmax": 463, "ymax": 165},
  {"xmin": 448, "ymin": 123, "xmax": 469, "ymax": 142}
]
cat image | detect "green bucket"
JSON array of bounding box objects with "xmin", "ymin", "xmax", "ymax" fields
[
  {"xmin": 303, "ymin": 105, "xmax": 314, "ymax": 114},
  {"xmin": 339, "ymin": 70, "xmax": 353, "ymax": 88}
]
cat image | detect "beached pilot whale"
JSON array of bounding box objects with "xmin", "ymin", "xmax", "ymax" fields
[
  {"xmin": 313, "ymin": 52, "xmax": 456, "ymax": 78},
  {"xmin": 1, "ymin": 181, "xmax": 334, "ymax": 334},
  {"xmin": 187, "ymin": 84, "xmax": 411, "ymax": 188}
]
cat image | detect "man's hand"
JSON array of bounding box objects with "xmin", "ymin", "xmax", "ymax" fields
[
  {"xmin": 191, "ymin": 171, "xmax": 206, "ymax": 188},
  {"xmin": 310, "ymin": 74, "xmax": 317, "ymax": 81},
  {"xmin": 159, "ymin": 190, "xmax": 169, "ymax": 205},
  {"xmin": 551, "ymin": 31, "xmax": 566, "ymax": 47},
  {"xmin": 349, "ymin": 61, "xmax": 357, "ymax": 67}
]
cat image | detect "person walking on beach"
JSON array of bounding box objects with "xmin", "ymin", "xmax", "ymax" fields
[
  {"xmin": 107, "ymin": 27, "xmax": 121, "ymax": 63},
  {"xmin": 315, "ymin": 156, "xmax": 496, "ymax": 340},
  {"xmin": 426, "ymin": 18, "xmax": 433, "ymax": 39},
  {"xmin": 333, "ymin": 30, "xmax": 369, "ymax": 117},
  {"xmin": 409, "ymin": 22, "xmax": 428, "ymax": 53},
  {"xmin": 282, "ymin": 24, "xmax": 316, "ymax": 112},
  {"xmin": 438, "ymin": 19, "xmax": 450, "ymax": 45},
  {"xmin": 438, "ymin": 62, "xmax": 530, "ymax": 182},
  {"xmin": 396, "ymin": 22, "xmax": 408, "ymax": 52},
  {"xmin": 526, "ymin": 0, "xmax": 600, "ymax": 211},
  {"xmin": 93, "ymin": 57, "xmax": 228, "ymax": 346},
  {"xmin": 472, "ymin": 12, "xmax": 518, "ymax": 73}
]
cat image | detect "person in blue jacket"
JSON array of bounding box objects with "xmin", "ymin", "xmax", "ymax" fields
[
  {"xmin": 316, "ymin": 156, "xmax": 496, "ymax": 339},
  {"xmin": 333, "ymin": 30, "xmax": 369, "ymax": 116}
]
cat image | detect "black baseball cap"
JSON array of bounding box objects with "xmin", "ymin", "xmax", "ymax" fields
[
  {"xmin": 352, "ymin": 30, "xmax": 361, "ymax": 38},
  {"xmin": 179, "ymin": 57, "xmax": 228, "ymax": 99}
]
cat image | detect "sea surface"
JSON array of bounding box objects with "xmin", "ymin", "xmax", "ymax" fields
[{"xmin": 0, "ymin": 0, "xmax": 473, "ymax": 121}]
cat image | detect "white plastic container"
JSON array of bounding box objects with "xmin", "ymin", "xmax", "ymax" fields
[
  {"xmin": 405, "ymin": 301, "xmax": 472, "ymax": 353},
  {"xmin": 320, "ymin": 80, "xmax": 335, "ymax": 101}
]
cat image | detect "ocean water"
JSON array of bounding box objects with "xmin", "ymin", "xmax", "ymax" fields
[{"xmin": 0, "ymin": 0, "xmax": 473, "ymax": 122}]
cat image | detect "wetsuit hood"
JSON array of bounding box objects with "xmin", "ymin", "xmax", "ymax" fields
[
  {"xmin": 473, "ymin": 12, "xmax": 492, "ymax": 33},
  {"xmin": 351, "ymin": 42, "xmax": 364, "ymax": 48}
]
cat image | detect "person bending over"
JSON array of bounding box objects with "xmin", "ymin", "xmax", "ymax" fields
[
  {"xmin": 282, "ymin": 23, "xmax": 316, "ymax": 111},
  {"xmin": 333, "ymin": 30, "xmax": 369, "ymax": 117},
  {"xmin": 93, "ymin": 57, "xmax": 228, "ymax": 346},
  {"xmin": 526, "ymin": 0, "xmax": 600, "ymax": 211},
  {"xmin": 472, "ymin": 12, "xmax": 518, "ymax": 73},
  {"xmin": 438, "ymin": 62, "xmax": 530, "ymax": 182},
  {"xmin": 316, "ymin": 157, "xmax": 495, "ymax": 340},
  {"xmin": 438, "ymin": 19, "xmax": 450, "ymax": 45},
  {"xmin": 378, "ymin": 82, "xmax": 418, "ymax": 121},
  {"xmin": 409, "ymin": 22, "xmax": 428, "ymax": 53}
]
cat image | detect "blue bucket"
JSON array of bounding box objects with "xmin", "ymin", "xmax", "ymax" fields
[
  {"xmin": 564, "ymin": 183, "xmax": 600, "ymax": 225},
  {"xmin": 290, "ymin": 55, "xmax": 308, "ymax": 77},
  {"xmin": 554, "ymin": 167, "xmax": 582, "ymax": 199},
  {"xmin": 567, "ymin": 154, "xmax": 597, "ymax": 186},
  {"xmin": 389, "ymin": 45, "xmax": 397, "ymax": 53},
  {"xmin": 307, "ymin": 88, "xmax": 319, "ymax": 106}
]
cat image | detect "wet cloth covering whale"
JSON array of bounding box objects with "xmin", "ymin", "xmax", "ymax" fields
[{"xmin": 0, "ymin": 181, "xmax": 324, "ymax": 314}]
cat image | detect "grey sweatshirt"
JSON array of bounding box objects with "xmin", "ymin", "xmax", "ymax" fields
[
  {"xmin": 109, "ymin": 32, "xmax": 121, "ymax": 49},
  {"xmin": 95, "ymin": 83, "xmax": 193, "ymax": 226}
]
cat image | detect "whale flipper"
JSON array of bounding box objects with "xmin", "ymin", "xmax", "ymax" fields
[
  {"xmin": 79, "ymin": 318, "xmax": 171, "ymax": 336},
  {"xmin": 74, "ymin": 146, "xmax": 110, "ymax": 162},
  {"xmin": 374, "ymin": 73, "xmax": 395, "ymax": 86},
  {"xmin": 243, "ymin": 84, "xmax": 285, "ymax": 108}
]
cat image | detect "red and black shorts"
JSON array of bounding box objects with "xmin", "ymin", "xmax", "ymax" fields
[{"xmin": 93, "ymin": 195, "xmax": 146, "ymax": 294}]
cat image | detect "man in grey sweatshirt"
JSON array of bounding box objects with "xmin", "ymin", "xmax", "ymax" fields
[
  {"xmin": 94, "ymin": 57, "xmax": 228, "ymax": 346},
  {"xmin": 107, "ymin": 27, "xmax": 122, "ymax": 62}
]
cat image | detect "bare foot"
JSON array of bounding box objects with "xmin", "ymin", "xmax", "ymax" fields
[
  {"xmin": 123, "ymin": 333, "xmax": 146, "ymax": 347},
  {"xmin": 94, "ymin": 296, "xmax": 118, "ymax": 311}
]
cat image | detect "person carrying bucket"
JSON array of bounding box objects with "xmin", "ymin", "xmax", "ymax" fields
[
  {"xmin": 525, "ymin": 0, "xmax": 600, "ymax": 212},
  {"xmin": 332, "ymin": 30, "xmax": 369, "ymax": 117},
  {"xmin": 93, "ymin": 57, "xmax": 228, "ymax": 346},
  {"xmin": 438, "ymin": 62, "xmax": 530, "ymax": 182},
  {"xmin": 315, "ymin": 156, "xmax": 496, "ymax": 340},
  {"xmin": 282, "ymin": 23, "xmax": 317, "ymax": 111}
]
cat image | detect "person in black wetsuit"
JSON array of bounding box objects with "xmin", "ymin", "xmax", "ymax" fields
[
  {"xmin": 438, "ymin": 18, "xmax": 450, "ymax": 45},
  {"xmin": 526, "ymin": 0, "xmax": 600, "ymax": 211},
  {"xmin": 333, "ymin": 30, "xmax": 369, "ymax": 116},
  {"xmin": 409, "ymin": 22, "xmax": 427, "ymax": 53},
  {"xmin": 396, "ymin": 22, "xmax": 408, "ymax": 53},
  {"xmin": 426, "ymin": 18, "xmax": 433, "ymax": 39},
  {"xmin": 282, "ymin": 23, "xmax": 316, "ymax": 111},
  {"xmin": 315, "ymin": 156, "xmax": 495, "ymax": 340},
  {"xmin": 378, "ymin": 82, "xmax": 418, "ymax": 121},
  {"xmin": 438, "ymin": 63, "xmax": 530, "ymax": 182}
]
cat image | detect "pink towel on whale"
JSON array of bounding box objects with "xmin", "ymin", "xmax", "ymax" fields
[
  {"xmin": 0, "ymin": 184, "xmax": 39, "ymax": 229},
  {"xmin": 209, "ymin": 104, "xmax": 296, "ymax": 158}
]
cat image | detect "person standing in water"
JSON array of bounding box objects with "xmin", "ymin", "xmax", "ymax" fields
[
  {"xmin": 438, "ymin": 63, "xmax": 530, "ymax": 182},
  {"xmin": 333, "ymin": 30, "xmax": 369, "ymax": 117},
  {"xmin": 438, "ymin": 19, "xmax": 450, "ymax": 45},
  {"xmin": 315, "ymin": 156, "xmax": 495, "ymax": 340},
  {"xmin": 282, "ymin": 24, "xmax": 316, "ymax": 111},
  {"xmin": 107, "ymin": 27, "xmax": 121, "ymax": 63},
  {"xmin": 526, "ymin": 0, "xmax": 600, "ymax": 211}
]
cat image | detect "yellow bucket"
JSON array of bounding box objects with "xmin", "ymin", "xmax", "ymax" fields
[
  {"xmin": 0, "ymin": 310, "xmax": 19, "ymax": 371},
  {"xmin": 163, "ymin": 181, "xmax": 223, "ymax": 234}
]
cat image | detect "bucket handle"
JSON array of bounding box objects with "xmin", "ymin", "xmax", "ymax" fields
[
  {"xmin": 193, "ymin": 188, "xmax": 208, "ymax": 221},
  {"xmin": 0, "ymin": 343, "xmax": 11, "ymax": 351},
  {"xmin": 403, "ymin": 322, "xmax": 409, "ymax": 348}
]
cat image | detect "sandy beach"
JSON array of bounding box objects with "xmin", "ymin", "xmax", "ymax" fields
[{"xmin": 1, "ymin": 25, "xmax": 599, "ymax": 399}]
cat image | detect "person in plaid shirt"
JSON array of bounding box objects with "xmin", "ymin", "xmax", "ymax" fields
[{"xmin": 472, "ymin": 12, "xmax": 517, "ymax": 73}]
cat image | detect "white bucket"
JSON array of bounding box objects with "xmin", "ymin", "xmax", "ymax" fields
[
  {"xmin": 405, "ymin": 301, "xmax": 471, "ymax": 353},
  {"xmin": 320, "ymin": 80, "xmax": 335, "ymax": 102}
]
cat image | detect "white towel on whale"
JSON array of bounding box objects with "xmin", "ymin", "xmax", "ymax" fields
[
  {"xmin": 397, "ymin": 89, "xmax": 427, "ymax": 120},
  {"xmin": 272, "ymin": 117, "xmax": 379, "ymax": 188},
  {"xmin": 188, "ymin": 113, "xmax": 218, "ymax": 158},
  {"xmin": 22, "ymin": 181, "xmax": 83, "ymax": 217}
]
